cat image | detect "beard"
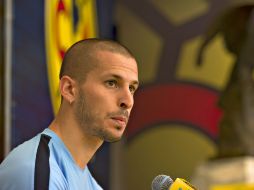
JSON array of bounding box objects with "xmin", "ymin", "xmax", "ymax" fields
[{"xmin": 74, "ymin": 90, "xmax": 123, "ymax": 142}]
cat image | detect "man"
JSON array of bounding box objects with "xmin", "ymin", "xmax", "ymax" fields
[{"xmin": 0, "ymin": 38, "xmax": 139, "ymax": 189}]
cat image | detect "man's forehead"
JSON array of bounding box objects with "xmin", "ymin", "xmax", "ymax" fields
[
  {"xmin": 96, "ymin": 50, "xmax": 136, "ymax": 63},
  {"xmin": 93, "ymin": 50, "xmax": 137, "ymax": 69}
]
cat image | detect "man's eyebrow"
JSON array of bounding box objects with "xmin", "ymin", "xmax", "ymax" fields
[
  {"xmin": 109, "ymin": 74, "xmax": 139, "ymax": 87},
  {"xmin": 132, "ymin": 81, "xmax": 139, "ymax": 88}
]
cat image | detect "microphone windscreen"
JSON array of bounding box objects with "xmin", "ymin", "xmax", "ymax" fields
[{"xmin": 151, "ymin": 175, "xmax": 173, "ymax": 190}]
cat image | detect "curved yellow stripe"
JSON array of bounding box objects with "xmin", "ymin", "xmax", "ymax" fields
[{"xmin": 45, "ymin": 0, "xmax": 97, "ymax": 114}]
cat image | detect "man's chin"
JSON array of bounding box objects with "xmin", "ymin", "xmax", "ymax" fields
[
  {"xmin": 104, "ymin": 136, "xmax": 122, "ymax": 143},
  {"xmin": 96, "ymin": 126, "xmax": 125, "ymax": 142},
  {"xmin": 102, "ymin": 132, "xmax": 123, "ymax": 142}
]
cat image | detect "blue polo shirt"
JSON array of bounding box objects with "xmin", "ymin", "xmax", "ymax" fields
[{"xmin": 0, "ymin": 128, "xmax": 103, "ymax": 190}]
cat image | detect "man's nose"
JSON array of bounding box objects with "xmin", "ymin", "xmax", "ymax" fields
[{"xmin": 118, "ymin": 88, "xmax": 134, "ymax": 110}]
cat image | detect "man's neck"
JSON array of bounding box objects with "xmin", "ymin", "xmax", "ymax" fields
[{"xmin": 49, "ymin": 115, "xmax": 103, "ymax": 169}]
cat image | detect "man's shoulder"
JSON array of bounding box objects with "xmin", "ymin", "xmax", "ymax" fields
[
  {"xmin": 0, "ymin": 133, "xmax": 42, "ymax": 189},
  {"xmin": 2, "ymin": 133, "xmax": 41, "ymax": 164}
]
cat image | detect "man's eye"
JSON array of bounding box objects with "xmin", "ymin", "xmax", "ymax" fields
[
  {"xmin": 106, "ymin": 80, "xmax": 117, "ymax": 87},
  {"xmin": 129, "ymin": 86, "xmax": 136, "ymax": 94}
]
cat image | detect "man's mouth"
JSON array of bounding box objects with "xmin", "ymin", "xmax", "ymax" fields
[
  {"xmin": 112, "ymin": 116, "xmax": 127, "ymax": 122},
  {"xmin": 111, "ymin": 116, "xmax": 128, "ymax": 128}
]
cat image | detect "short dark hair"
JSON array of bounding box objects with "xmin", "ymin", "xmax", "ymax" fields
[{"xmin": 59, "ymin": 38, "xmax": 136, "ymax": 82}]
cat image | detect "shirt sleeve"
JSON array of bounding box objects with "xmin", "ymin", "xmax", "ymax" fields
[
  {"xmin": 0, "ymin": 137, "xmax": 40, "ymax": 190},
  {"xmin": 0, "ymin": 156, "xmax": 34, "ymax": 190}
]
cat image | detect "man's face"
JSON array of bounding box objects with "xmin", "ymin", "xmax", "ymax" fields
[{"xmin": 74, "ymin": 51, "xmax": 139, "ymax": 142}]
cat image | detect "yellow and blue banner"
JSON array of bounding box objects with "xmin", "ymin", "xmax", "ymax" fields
[{"xmin": 45, "ymin": 0, "xmax": 97, "ymax": 114}]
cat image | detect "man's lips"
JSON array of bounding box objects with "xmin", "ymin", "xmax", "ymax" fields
[
  {"xmin": 111, "ymin": 116, "xmax": 128, "ymax": 127},
  {"xmin": 111, "ymin": 116, "xmax": 127, "ymax": 123}
]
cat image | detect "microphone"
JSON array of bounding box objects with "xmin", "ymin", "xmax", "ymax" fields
[
  {"xmin": 151, "ymin": 175, "xmax": 173, "ymax": 190},
  {"xmin": 151, "ymin": 174, "xmax": 197, "ymax": 190}
]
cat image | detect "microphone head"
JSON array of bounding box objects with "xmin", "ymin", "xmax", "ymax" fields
[{"xmin": 151, "ymin": 174, "xmax": 173, "ymax": 190}]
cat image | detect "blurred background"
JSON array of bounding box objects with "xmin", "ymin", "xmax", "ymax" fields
[{"xmin": 1, "ymin": 0, "xmax": 254, "ymax": 189}]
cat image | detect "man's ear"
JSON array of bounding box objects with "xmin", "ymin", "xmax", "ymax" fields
[{"xmin": 59, "ymin": 76, "xmax": 77, "ymax": 104}]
